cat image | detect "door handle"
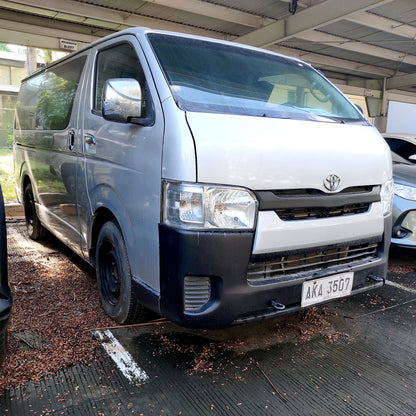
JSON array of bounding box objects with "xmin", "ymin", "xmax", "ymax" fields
[
  {"xmin": 67, "ymin": 130, "xmax": 75, "ymax": 150},
  {"xmin": 84, "ymin": 134, "xmax": 96, "ymax": 146}
]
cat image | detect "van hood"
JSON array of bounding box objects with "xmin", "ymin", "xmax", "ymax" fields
[{"xmin": 186, "ymin": 112, "xmax": 392, "ymax": 191}]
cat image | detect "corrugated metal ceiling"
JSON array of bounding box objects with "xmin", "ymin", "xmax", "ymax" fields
[{"xmin": 1, "ymin": 0, "xmax": 416, "ymax": 97}]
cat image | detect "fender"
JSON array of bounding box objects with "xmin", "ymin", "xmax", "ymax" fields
[
  {"xmin": 15, "ymin": 159, "xmax": 33, "ymax": 204},
  {"xmin": 87, "ymin": 183, "xmax": 135, "ymax": 264}
]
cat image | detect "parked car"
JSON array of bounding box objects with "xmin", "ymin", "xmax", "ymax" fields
[
  {"xmin": 14, "ymin": 28, "xmax": 393, "ymax": 329},
  {"xmin": 383, "ymin": 133, "xmax": 416, "ymax": 248},
  {"xmin": 0, "ymin": 185, "xmax": 12, "ymax": 364},
  {"xmin": 383, "ymin": 133, "xmax": 416, "ymax": 162}
]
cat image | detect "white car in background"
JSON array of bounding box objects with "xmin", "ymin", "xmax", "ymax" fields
[{"xmin": 383, "ymin": 133, "xmax": 416, "ymax": 248}]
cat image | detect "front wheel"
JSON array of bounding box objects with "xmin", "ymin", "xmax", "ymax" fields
[
  {"xmin": 96, "ymin": 220, "xmax": 148, "ymax": 324},
  {"xmin": 23, "ymin": 183, "xmax": 45, "ymax": 240}
]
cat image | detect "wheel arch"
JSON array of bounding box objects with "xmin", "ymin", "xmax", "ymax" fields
[
  {"xmin": 89, "ymin": 207, "xmax": 116, "ymax": 267},
  {"xmin": 21, "ymin": 172, "xmax": 33, "ymax": 205},
  {"xmin": 87, "ymin": 186, "xmax": 135, "ymax": 268},
  {"xmin": 16, "ymin": 160, "xmax": 32, "ymax": 204}
]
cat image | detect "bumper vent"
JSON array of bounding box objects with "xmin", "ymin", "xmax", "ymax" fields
[
  {"xmin": 184, "ymin": 276, "xmax": 211, "ymax": 312},
  {"xmin": 247, "ymin": 242, "xmax": 379, "ymax": 284}
]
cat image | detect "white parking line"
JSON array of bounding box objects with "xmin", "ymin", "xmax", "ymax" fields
[
  {"xmin": 385, "ymin": 279, "xmax": 416, "ymax": 295},
  {"xmin": 94, "ymin": 330, "xmax": 149, "ymax": 384}
]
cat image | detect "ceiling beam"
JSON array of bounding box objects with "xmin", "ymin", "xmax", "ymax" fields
[
  {"xmin": 236, "ymin": 0, "xmax": 395, "ymax": 47},
  {"xmin": 330, "ymin": 83, "xmax": 382, "ymax": 99},
  {"xmin": 0, "ymin": 26, "xmax": 81, "ymax": 50},
  {"xmin": 0, "ymin": 0, "xmax": 412, "ymax": 96},
  {"xmin": 279, "ymin": 0, "xmax": 325, "ymax": 7},
  {"xmin": 0, "ymin": 8, "xmax": 113, "ymax": 36},
  {"xmin": 387, "ymin": 90, "xmax": 416, "ymax": 104},
  {"xmin": 346, "ymin": 12, "xmax": 416, "ymax": 39},
  {"xmin": 293, "ymin": 30, "xmax": 416, "ymax": 66},
  {"xmin": 141, "ymin": 0, "xmax": 275, "ymax": 28},
  {"xmin": 386, "ymin": 73, "xmax": 416, "ymax": 90},
  {"xmin": 0, "ymin": 15, "xmax": 102, "ymax": 50},
  {"xmin": 267, "ymin": 44, "xmax": 398, "ymax": 78},
  {"xmin": 0, "ymin": 0, "xmax": 137, "ymax": 27},
  {"xmin": 0, "ymin": 0, "xmax": 227, "ymax": 39}
]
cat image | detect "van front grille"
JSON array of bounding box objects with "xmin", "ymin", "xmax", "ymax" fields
[
  {"xmin": 254, "ymin": 186, "xmax": 380, "ymax": 221},
  {"xmin": 247, "ymin": 242, "xmax": 379, "ymax": 284},
  {"xmin": 275, "ymin": 203, "xmax": 370, "ymax": 221}
]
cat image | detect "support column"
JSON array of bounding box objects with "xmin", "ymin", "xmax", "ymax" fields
[
  {"xmin": 373, "ymin": 77, "xmax": 387, "ymax": 133},
  {"xmin": 26, "ymin": 47, "xmax": 37, "ymax": 74}
]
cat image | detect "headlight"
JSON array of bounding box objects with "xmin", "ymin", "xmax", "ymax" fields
[
  {"xmin": 394, "ymin": 183, "xmax": 416, "ymax": 201},
  {"xmin": 163, "ymin": 181, "xmax": 258, "ymax": 230},
  {"xmin": 381, "ymin": 179, "xmax": 394, "ymax": 215}
]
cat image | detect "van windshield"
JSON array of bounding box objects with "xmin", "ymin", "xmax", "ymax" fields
[{"xmin": 148, "ymin": 33, "xmax": 365, "ymax": 123}]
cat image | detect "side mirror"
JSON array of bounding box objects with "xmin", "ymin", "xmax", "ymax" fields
[
  {"xmin": 408, "ymin": 154, "xmax": 416, "ymax": 162},
  {"xmin": 102, "ymin": 78, "xmax": 147, "ymax": 124}
]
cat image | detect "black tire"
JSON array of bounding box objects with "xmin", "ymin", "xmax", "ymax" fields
[
  {"xmin": 96, "ymin": 220, "xmax": 148, "ymax": 324},
  {"xmin": 23, "ymin": 183, "xmax": 45, "ymax": 240}
]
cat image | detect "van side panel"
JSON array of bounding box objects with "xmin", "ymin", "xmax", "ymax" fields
[
  {"xmin": 79, "ymin": 35, "xmax": 166, "ymax": 293},
  {"xmin": 14, "ymin": 54, "xmax": 88, "ymax": 255}
]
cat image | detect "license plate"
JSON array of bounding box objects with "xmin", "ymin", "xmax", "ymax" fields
[{"xmin": 301, "ymin": 272, "xmax": 353, "ymax": 308}]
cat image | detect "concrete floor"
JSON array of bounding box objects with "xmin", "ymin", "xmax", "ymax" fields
[{"xmin": 1, "ymin": 218, "xmax": 416, "ymax": 416}]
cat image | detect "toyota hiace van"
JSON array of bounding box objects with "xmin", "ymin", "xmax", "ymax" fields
[{"xmin": 14, "ymin": 28, "xmax": 393, "ymax": 328}]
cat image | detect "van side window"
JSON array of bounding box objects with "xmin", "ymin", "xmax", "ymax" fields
[
  {"xmin": 94, "ymin": 43, "xmax": 147, "ymax": 116},
  {"xmin": 15, "ymin": 55, "xmax": 86, "ymax": 130}
]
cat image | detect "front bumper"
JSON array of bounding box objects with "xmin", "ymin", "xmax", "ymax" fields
[{"xmin": 159, "ymin": 216, "xmax": 391, "ymax": 329}]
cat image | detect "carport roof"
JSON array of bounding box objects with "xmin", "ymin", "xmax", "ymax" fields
[{"xmin": 1, "ymin": 0, "xmax": 416, "ymax": 95}]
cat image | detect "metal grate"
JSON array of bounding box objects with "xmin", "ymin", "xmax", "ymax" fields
[
  {"xmin": 275, "ymin": 203, "xmax": 370, "ymax": 221},
  {"xmin": 184, "ymin": 276, "xmax": 211, "ymax": 312},
  {"xmin": 247, "ymin": 242, "xmax": 379, "ymax": 284}
]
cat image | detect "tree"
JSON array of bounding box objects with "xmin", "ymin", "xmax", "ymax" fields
[{"xmin": 0, "ymin": 44, "xmax": 12, "ymax": 52}]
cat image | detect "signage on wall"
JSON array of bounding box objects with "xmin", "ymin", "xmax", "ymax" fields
[{"xmin": 59, "ymin": 39, "xmax": 78, "ymax": 52}]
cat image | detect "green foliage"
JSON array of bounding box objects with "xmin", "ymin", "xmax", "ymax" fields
[
  {"xmin": 37, "ymin": 72, "xmax": 77, "ymax": 130},
  {"xmin": 40, "ymin": 49, "xmax": 53, "ymax": 64},
  {"xmin": 0, "ymin": 149, "xmax": 16, "ymax": 202},
  {"xmin": 0, "ymin": 44, "xmax": 12, "ymax": 52}
]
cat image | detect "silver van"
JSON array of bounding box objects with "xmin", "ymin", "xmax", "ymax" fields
[{"xmin": 14, "ymin": 28, "xmax": 393, "ymax": 329}]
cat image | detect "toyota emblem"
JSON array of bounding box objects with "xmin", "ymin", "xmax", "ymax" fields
[{"xmin": 324, "ymin": 174, "xmax": 341, "ymax": 191}]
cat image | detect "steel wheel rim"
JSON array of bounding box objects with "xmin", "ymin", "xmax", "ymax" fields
[{"xmin": 100, "ymin": 241, "xmax": 121, "ymax": 306}]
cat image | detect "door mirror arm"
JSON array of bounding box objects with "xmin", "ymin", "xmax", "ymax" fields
[{"xmin": 129, "ymin": 116, "xmax": 154, "ymax": 127}]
